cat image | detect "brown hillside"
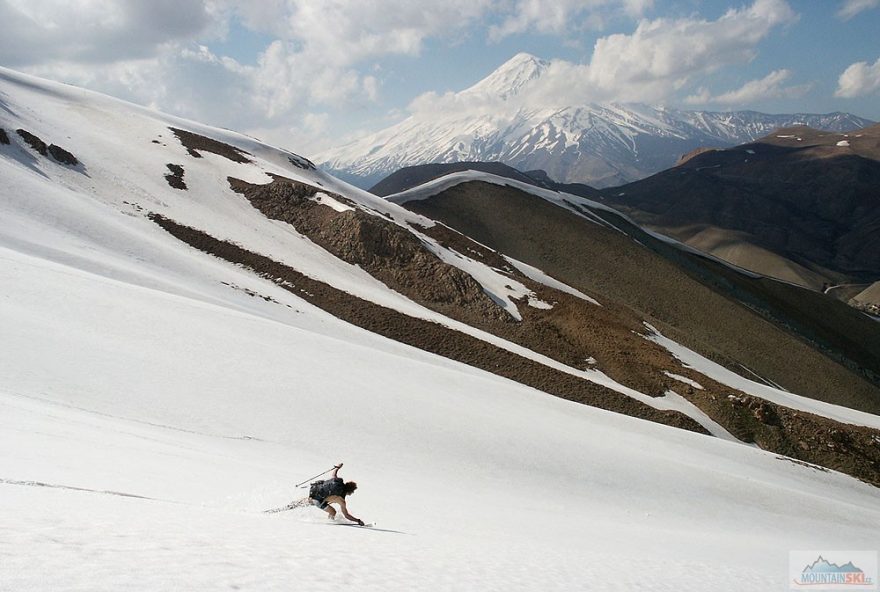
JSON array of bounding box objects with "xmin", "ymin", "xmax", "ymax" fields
[{"xmin": 401, "ymin": 181, "xmax": 880, "ymax": 414}]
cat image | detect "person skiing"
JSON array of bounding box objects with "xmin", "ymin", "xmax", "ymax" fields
[{"xmin": 308, "ymin": 463, "xmax": 364, "ymax": 526}]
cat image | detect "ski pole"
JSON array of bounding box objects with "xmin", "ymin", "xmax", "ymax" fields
[{"xmin": 295, "ymin": 465, "xmax": 339, "ymax": 488}]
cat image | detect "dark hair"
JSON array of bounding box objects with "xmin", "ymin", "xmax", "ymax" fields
[{"xmin": 343, "ymin": 481, "xmax": 358, "ymax": 496}]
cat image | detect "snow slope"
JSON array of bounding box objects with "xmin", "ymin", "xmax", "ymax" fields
[{"xmin": 2, "ymin": 67, "xmax": 880, "ymax": 591}]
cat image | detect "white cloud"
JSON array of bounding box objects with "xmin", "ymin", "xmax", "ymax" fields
[
  {"xmin": 683, "ymin": 69, "xmax": 811, "ymax": 105},
  {"xmin": 411, "ymin": 0, "xmax": 797, "ymax": 115},
  {"xmin": 233, "ymin": 0, "xmax": 494, "ymax": 65},
  {"xmin": 835, "ymin": 57, "xmax": 880, "ymax": 98},
  {"xmin": 580, "ymin": 0, "xmax": 796, "ymax": 102},
  {"xmin": 488, "ymin": 0, "xmax": 653, "ymax": 41},
  {"xmin": 837, "ymin": 0, "xmax": 879, "ymax": 20},
  {"xmin": 0, "ymin": 0, "xmax": 218, "ymax": 66}
]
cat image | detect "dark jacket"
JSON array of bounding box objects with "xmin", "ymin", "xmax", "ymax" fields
[{"xmin": 309, "ymin": 478, "xmax": 346, "ymax": 501}]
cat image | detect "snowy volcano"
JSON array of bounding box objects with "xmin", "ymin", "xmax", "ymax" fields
[
  {"xmin": 316, "ymin": 53, "xmax": 873, "ymax": 188},
  {"xmin": 2, "ymin": 67, "xmax": 880, "ymax": 591}
]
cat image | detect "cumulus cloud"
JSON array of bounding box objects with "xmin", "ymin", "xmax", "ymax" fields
[
  {"xmin": 581, "ymin": 0, "xmax": 796, "ymax": 102},
  {"xmin": 233, "ymin": 0, "xmax": 494, "ymax": 65},
  {"xmin": 410, "ymin": 0, "xmax": 797, "ymax": 116},
  {"xmin": 684, "ymin": 70, "xmax": 811, "ymax": 105},
  {"xmin": 0, "ymin": 0, "xmax": 218, "ymax": 66},
  {"xmin": 837, "ymin": 0, "xmax": 879, "ymax": 20},
  {"xmin": 488, "ymin": 0, "xmax": 653, "ymax": 41},
  {"xmin": 835, "ymin": 57, "xmax": 880, "ymax": 98}
]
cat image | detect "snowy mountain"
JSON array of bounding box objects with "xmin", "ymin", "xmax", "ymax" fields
[
  {"xmin": 316, "ymin": 53, "xmax": 873, "ymax": 188},
  {"xmin": 3, "ymin": 67, "xmax": 880, "ymax": 590}
]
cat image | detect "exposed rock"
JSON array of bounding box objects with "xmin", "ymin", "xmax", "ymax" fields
[
  {"xmin": 148, "ymin": 180, "xmax": 880, "ymax": 487},
  {"xmin": 288, "ymin": 154, "xmax": 316, "ymax": 170},
  {"xmin": 0, "ymin": 128, "xmax": 9, "ymax": 145},
  {"xmin": 170, "ymin": 127, "xmax": 251, "ymax": 163},
  {"xmin": 227, "ymin": 175, "xmax": 507, "ymax": 321},
  {"xmin": 164, "ymin": 163, "xmax": 187, "ymax": 190},
  {"xmin": 16, "ymin": 129, "xmax": 47, "ymax": 156},
  {"xmin": 48, "ymin": 144, "xmax": 78, "ymax": 166},
  {"xmin": 681, "ymin": 381, "xmax": 880, "ymax": 487}
]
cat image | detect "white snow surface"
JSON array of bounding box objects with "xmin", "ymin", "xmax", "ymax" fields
[
  {"xmin": 647, "ymin": 325, "xmax": 880, "ymax": 431},
  {"xmin": 505, "ymin": 255, "xmax": 600, "ymax": 305},
  {"xmin": 664, "ymin": 371, "xmax": 705, "ymax": 391},
  {"xmin": 2, "ymin": 67, "xmax": 880, "ymax": 591}
]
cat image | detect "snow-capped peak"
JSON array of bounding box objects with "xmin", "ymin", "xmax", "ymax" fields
[{"xmin": 465, "ymin": 52, "xmax": 550, "ymax": 100}]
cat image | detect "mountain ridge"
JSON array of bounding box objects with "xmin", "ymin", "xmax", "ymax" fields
[
  {"xmin": 316, "ymin": 53, "xmax": 873, "ymax": 188},
  {"xmin": 599, "ymin": 122, "xmax": 880, "ymax": 291}
]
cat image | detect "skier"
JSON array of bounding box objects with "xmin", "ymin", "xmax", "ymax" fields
[{"xmin": 308, "ymin": 463, "xmax": 364, "ymax": 526}]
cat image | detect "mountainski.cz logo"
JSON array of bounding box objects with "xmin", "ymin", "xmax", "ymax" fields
[{"xmin": 790, "ymin": 551, "xmax": 877, "ymax": 590}]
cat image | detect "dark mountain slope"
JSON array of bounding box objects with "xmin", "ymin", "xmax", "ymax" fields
[{"xmin": 599, "ymin": 124, "xmax": 880, "ymax": 289}]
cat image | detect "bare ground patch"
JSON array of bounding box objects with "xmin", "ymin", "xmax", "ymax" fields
[
  {"xmin": 170, "ymin": 128, "xmax": 251, "ymax": 163},
  {"xmin": 47, "ymin": 144, "xmax": 77, "ymax": 165},
  {"xmin": 164, "ymin": 164, "xmax": 187, "ymax": 190},
  {"xmin": 14, "ymin": 128, "xmax": 78, "ymax": 166},
  {"xmin": 16, "ymin": 129, "xmax": 47, "ymax": 155}
]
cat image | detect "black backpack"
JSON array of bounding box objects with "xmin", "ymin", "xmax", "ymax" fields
[{"xmin": 309, "ymin": 478, "xmax": 346, "ymax": 501}]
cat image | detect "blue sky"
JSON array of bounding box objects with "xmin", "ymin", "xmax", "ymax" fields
[{"xmin": 1, "ymin": 0, "xmax": 878, "ymax": 155}]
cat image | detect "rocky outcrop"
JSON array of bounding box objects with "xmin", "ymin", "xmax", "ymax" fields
[
  {"xmin": 228, "ymin": 175, "xmax": 509, "ymax": 322},
  {"xmin": 47, "ymin": 144, "xmax": 78, "ymax": 166},
  {"xmin": 170, "ymin": 127, "xmax": 251, "ymax": 163},
  {"xmin": 14, "ymin": 129, "xmax": 78, "ymax": 165},
  {"xmin": 164, "ymin": 164, "xmax": 186, "ymax": 190},
  {"xmin": 16, "ymin": 129, "xmax": 48, "ymax": 156}
]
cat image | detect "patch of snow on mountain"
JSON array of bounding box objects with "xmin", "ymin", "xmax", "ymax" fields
[
  {"xmin": 647, "ymin": 325, "xmax": 880, "ymax": 430},
  {"xmin": 665, "ymin": 371, "xmax": 705, "ymax": 390},
  {"xmin": 505, "ymin": 255, "xmax": 600, "ymax": 305}
]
